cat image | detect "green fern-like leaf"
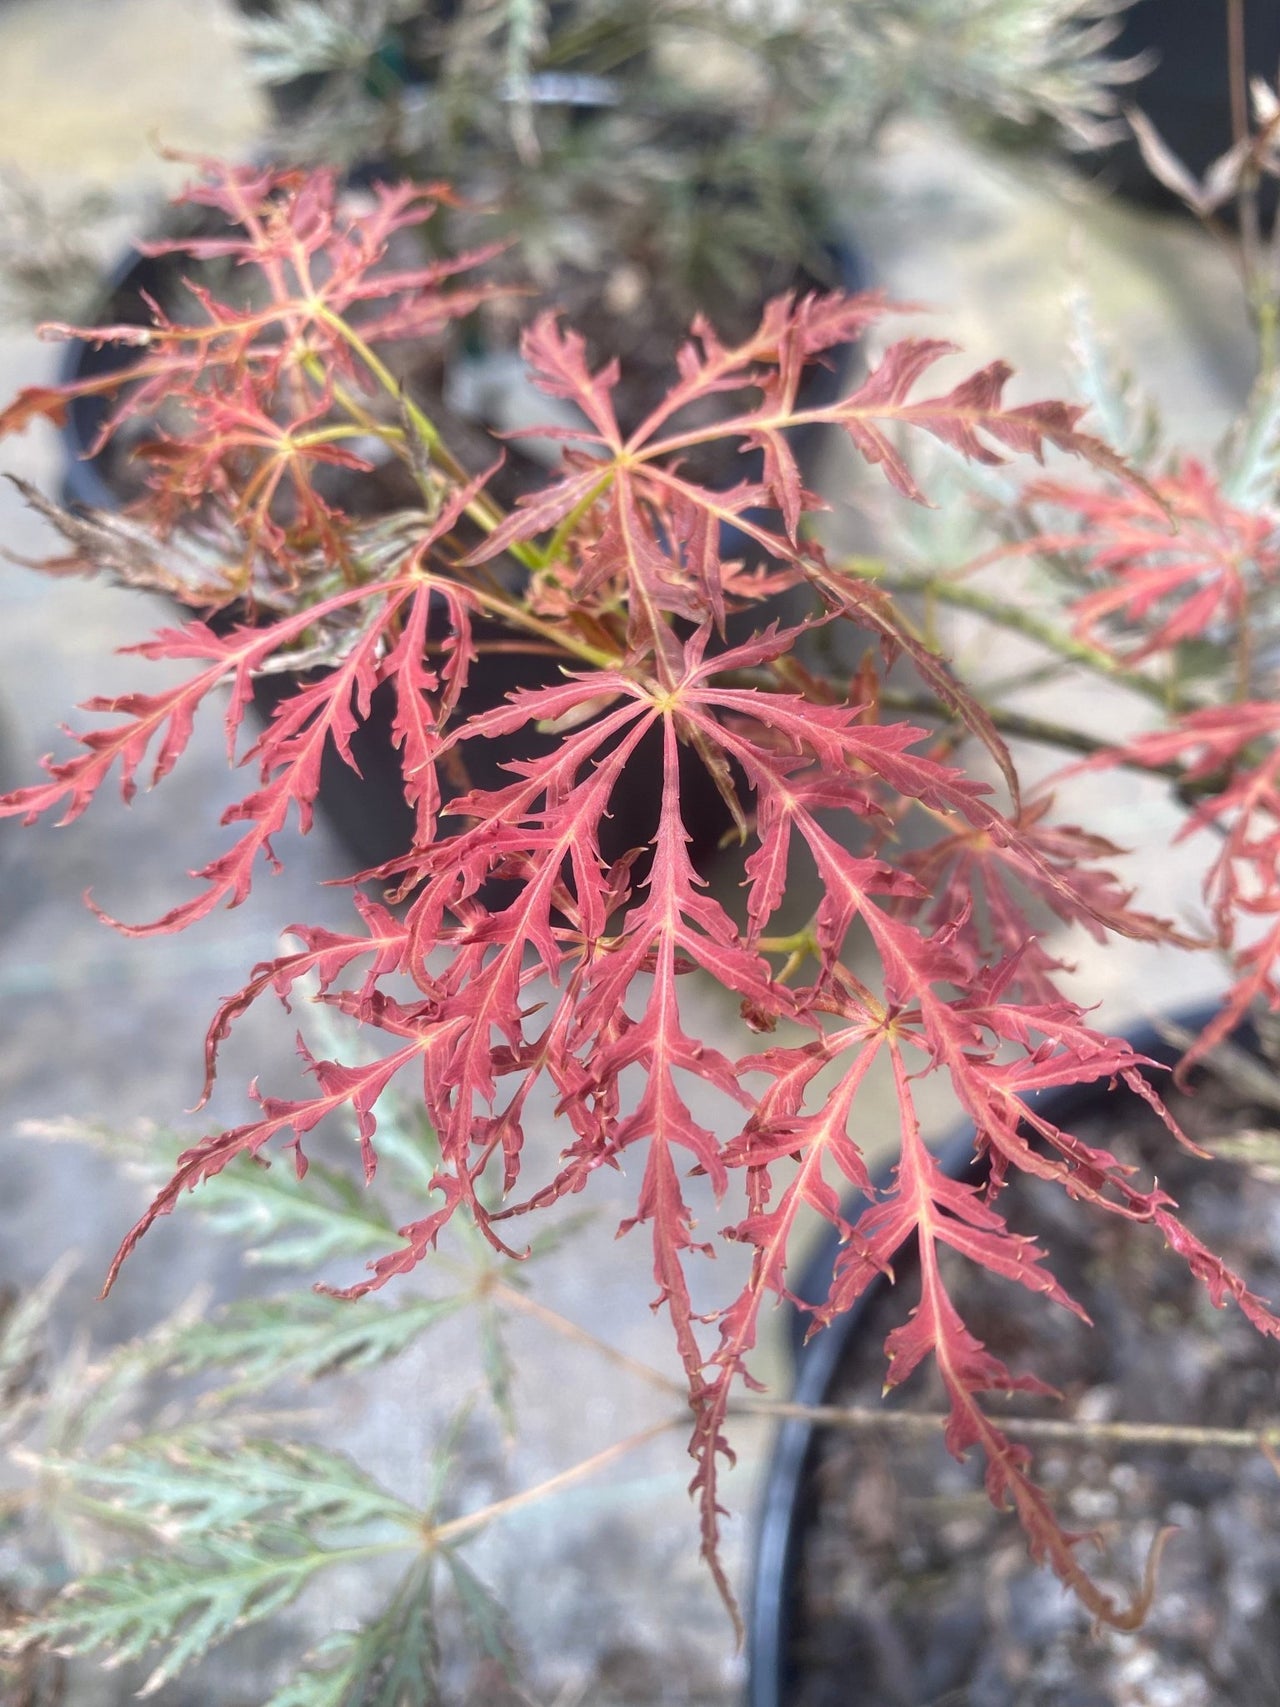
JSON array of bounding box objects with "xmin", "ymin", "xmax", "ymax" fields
[
  {"xmin": 167, "ymin": 1291, "xmax": 464, "ymax": 1392},
  {"xmin": 33, "ymin": 1435, "xmax": 421, "ymax": 1539},
  {"xmin": 475, "ymin": 1302, "xmax": 517, "ymax": 1441},
  {"xmin": 0, "ymin": 1252, "xmax": 77, "ymax": 1439},
  {"xmin": 238, "ymin": 0, "xmax": 419, "ymax": 83},
  {"xmin": 24, "ymin": 1117, "xmax": 403, "ymax": 1268},
  {"xmin": 263, "ymin": 1558, "xmax": 442, "ymax": 1707},
  {"xmin": 1067, "ymin": 285, "xmax": 1161, "ymax": 466},
  {"xmin": 1220, "ymin": 370, "xmax": 1280, "ymax": 508},
  {"xmin": 194, "ymin": 1155, "xmax": 403, "ymax": 1270},
  {"xmin": 442, "ymin": 1553, "xmax": 519, "ymax": 1677},
  {"xmin": 22, "ymin": 1533, "xmax": 393, "ymax": 1697},
  {"xmin": 18, "ymin": 1436, "xmax": 426, "ymax": 1694}
]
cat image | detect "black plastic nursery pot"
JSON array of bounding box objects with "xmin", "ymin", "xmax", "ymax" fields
[
  {"xmin": 56, "ymin": 220, "xmax": 869, "ymax": 874},
  {"xmin": 746, "ymin": 1005, "xmax": 1280, "ymax": 1707}
]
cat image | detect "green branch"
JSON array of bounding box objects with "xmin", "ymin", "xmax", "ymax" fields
[{"xmin": 847, "ymin": 557, "xmax": 1177, "ymax": 711}]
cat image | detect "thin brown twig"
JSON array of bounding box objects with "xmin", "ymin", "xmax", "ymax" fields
[
  {"xmin": 427, "ymin": 1417, "xmax": 680, "ymax": 1548},
  {"xmin": 849, "ymin": 561, "xmax": 1176, "ymax": 709},
  {"xmin": 1228, "ymin": 0, "xmax": 1249, "ymax": 153},
  {"xmin": 485, "ymin": 1280, "xmax": 686, "ymax": 1398},
  {"xmin": 740, "ymin": 1396, "xmax": 1280, "ymax": 1456},
  {"xmin": 874, "ymin": 687, "xmax": 1119, "ymax": 763}
]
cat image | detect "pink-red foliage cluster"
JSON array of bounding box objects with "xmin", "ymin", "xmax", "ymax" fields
[
  {"xmin": 1031, "ymin": 468, "xmax": 1280, "ymax": 1070},
  {"xmin": 4, "ymin": 159, "xmax": 1279, "ymax": 1628}
]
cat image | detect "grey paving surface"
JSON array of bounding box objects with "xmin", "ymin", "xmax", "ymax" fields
[{"xmin": 0, "ymin": 4, "xmax": 1260, "ymax": 1704}]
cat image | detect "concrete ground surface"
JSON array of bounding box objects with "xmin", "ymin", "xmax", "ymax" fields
[{"xmin": 0, "ymin": 1, "xmax": 1259, "ymax": 1703}]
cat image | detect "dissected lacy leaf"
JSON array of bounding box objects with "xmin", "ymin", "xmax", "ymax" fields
[
  {"xmin": 1030, "ymin": 459, "xmax": 1280, "ymax": 662},
  {"xmin": 900, "ymin": 795, "xmax": 1186, "ymax": 1004},
  {"xmin": 0, "ymin": 157, "xmax": 502, "ymax": 595},
  {"xmin": 1, "ymin": 157, "xmax": 1264, "ymax": 1637},
  {"xmin": 1080, "ymin": 702, "xmax": 1280, "ymax": 1071}
]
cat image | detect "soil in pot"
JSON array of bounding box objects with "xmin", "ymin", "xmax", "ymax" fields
[{"xmin": 786, "ymin": 1071, "xmax": 1280, "ymax": 1707}]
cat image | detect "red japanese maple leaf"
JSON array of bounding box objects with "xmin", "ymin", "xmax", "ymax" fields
[
  {"xmin": 3, "ymin": 158, "xmax": 1269, "ymax": 1637},
  {"xmin": 1080, "ymin": 702, "xmax": 1280, "ymax": 1070},
  {"xmin": 1030, "ymin": 459, "xmax": 1280, "ymax": 663}
]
